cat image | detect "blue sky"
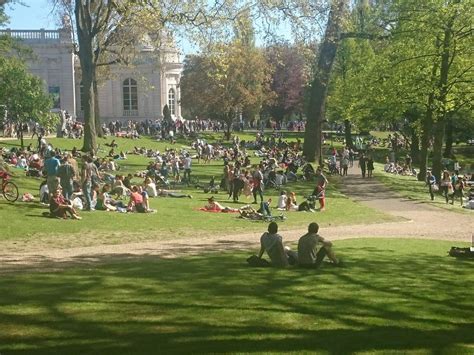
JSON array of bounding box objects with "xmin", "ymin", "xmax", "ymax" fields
[
  {"xmin": 3, "ymin": 1, "xmax": 294, "ymax": 55},
  {"xmin": 4, "ymin": 1, "xmax": 57, "ymax": 30}
]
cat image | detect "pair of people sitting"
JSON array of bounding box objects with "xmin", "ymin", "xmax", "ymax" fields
[{"xmin": 256, "ymin": 222, "xmax": 342, "ymax": 268}]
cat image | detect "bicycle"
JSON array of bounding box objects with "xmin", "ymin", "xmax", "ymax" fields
[{"xmin": 0, "ymin": 171, "xmax": 19, "ymax": 202}]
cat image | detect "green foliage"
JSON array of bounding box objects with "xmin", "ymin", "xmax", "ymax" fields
[
  {"xmin": 0, "ymin": 239, "xmax": 473, "ymax": 353},
  {"xmin": 0, "ymin": 56, "xmax": 53, "ymax": 126},
  {"xmin": 181, "ymin": 40, "xmax": 272, "ymax": 135}
]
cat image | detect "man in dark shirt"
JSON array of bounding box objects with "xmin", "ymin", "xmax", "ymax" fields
[{"xmin": 298, "ymin": 222, "xmax": 342, "ymax": 268}]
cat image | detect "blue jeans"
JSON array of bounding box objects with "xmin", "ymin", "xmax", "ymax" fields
[
  {"xmin": 61, "ymin": 180, "xmax": 73, "ymax": 201},
  {"xmin": 82, "ymin": 181, "xmax": 92, "ymax": 210}
]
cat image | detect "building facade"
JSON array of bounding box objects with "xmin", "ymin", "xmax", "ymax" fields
[{"xmin": 1, "ymin": 27, "xmax": 183, "ymax": 122}]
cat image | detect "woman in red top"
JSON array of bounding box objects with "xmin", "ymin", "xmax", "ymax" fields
[{"xmin": 128, "ymin": 185, "xmax": 147, "ymax": 212}]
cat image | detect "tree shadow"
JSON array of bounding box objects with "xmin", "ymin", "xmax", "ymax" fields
[{"xmin": 0, "ymin": 240, "xmax": 473, "ymax": 354}]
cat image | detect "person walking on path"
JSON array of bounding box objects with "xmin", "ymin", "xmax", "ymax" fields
[
  {"xmin": 426, "ymin": 171, "xmax": 437, "ymax": 201},
  {"xmin": 366, "ymin": 154, "xmax": 374, "ymax": 178},
  {"xmin": 440, "ymin": 170, "xmax": 452, "ymax": 204},
  {"xmin": 359, "ymin": 153, "xmax": 367, "ymax": 178}
]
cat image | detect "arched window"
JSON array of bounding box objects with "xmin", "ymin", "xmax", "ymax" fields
[
  {"xmin": 123, "ymin": 78, "xmax": 138, "ymax": 113},
  {"xmin": 168, "ymin": 88, "xmax": 176, "ymax": 116}
]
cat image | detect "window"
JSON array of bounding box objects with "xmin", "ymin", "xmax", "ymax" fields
[
  {"xmin": 123, "ymin": 78, "xmax": 138, "ymax": 112},
  {"xmin": 168, "ymin": 88, "xmax": 175, "ymax": 116}
]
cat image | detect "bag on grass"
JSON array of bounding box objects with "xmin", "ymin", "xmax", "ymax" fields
[
  {"xmin": 246, "ymin": 255, "xmax": 271, "ymax": 267},
  {"xmin": 448, "ymin": 247, "xmax": 474, "ymax": 258}
]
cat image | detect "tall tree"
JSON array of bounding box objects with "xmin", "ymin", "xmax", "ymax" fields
[{"xmin": 303, "ymin": 0, "xmax": 348, "ymax": 163}]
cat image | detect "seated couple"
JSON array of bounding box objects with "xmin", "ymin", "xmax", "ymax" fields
[{"xmin": 257, "ymin": 222, "xmax": 342, "ymax": 268}]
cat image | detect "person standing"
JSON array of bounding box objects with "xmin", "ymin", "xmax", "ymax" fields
[
  {"xmin": 252, "ymin": 165, "xmax": 264, "ymax": 204},
  {"xmin": 183, "ymin": 153, "xmax": 192, "ymax": 185},
  {"xmin": 44, "ymin": 152, "xmax": 61, "ymax": 197},
  {"xmin": 366, "ymin": 154, "xmax": 374, "ymax": 178},
  {"xmin": 81, "ymin": 156, "xmax": 95, "ymax": 211},
  {"xmin": 359, "ymin": 153, "xmax": 367, "ymax": 178},
  {"xmin": 298, "ymin": 222, "xmax": 342, "ymax": 268},
  {"xmin": 57, "ymin": 155, "xmax": 76, "ymax": 200},
  {"xmin": 313, "ymin": 166, "xmax": 328, "ymax": 211},
  {"xmin": 426, "ymin": 171, "xmax": 437, "ymax": 201}
]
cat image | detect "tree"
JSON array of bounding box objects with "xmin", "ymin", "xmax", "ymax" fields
[
  {"xmin": 0, "ymin": 57, "xmax": 54, "ymax": 147},
  {"xmin": 180, "ymin": 41, "xmax": 272, "ymax": 139},
  {"xmin": 263, "ymin": 43, "xmax": 311, "ymax": 124},
  {"xmin": 53, "ymin": 0, "xmax": 226, "ymax": 152},
  {"xmin": 303, "ymin": 0, "xmax": 348, "ymax": 163}
]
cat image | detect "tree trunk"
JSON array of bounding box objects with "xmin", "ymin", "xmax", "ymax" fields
[
  {"xmin": 432, "ymin": 10, "xmax": 456, "ymax": 182},
  {"xmin": 443, "ymin": 113, "xmax": 453, "ymax": 158},
  {"xmin": 344, "ymin": 119, "xmax": 353, "ymax": 148},
  {"xmin": 94, "ymin": 80, "xmax": 103, "ymax": 138},
  {"xmin": 76, "ymin": 1, "xmax": 97, "ymax": 153},
  {"xmin": 431, "ymin": 119, "xmax": 445, "ymax": 182},
  {"xmin": 303, "ymin": 0, "xmax": 347, "ymax": 163},
  {"xmin": 410, "ymin": 128, "xmax": 420, "ymax": 164}
]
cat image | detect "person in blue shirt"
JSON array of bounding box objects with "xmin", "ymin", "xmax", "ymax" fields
[{"xmin": 44, "ymin": 152, "xmax": 61, "ymax": 197}]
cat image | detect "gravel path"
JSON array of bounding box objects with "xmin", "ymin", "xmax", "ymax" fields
[{"xmin": 1, "ymin": 167, "xmax": 472, "ymax": 272}]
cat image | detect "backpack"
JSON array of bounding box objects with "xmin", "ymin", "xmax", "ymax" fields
[
  {"xmin": 246, "ymin": 255, "xmax": 271, "ymax": 267},
  {"xmin": 448, "ymin": 247, "xmax": 474, "ymax": 258}
]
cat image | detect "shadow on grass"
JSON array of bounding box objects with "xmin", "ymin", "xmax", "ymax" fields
[{"xmin": 0, "ymin": 239, "xmax": 473, "ymax": 354}]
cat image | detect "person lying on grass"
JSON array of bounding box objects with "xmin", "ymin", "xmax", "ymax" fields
[
  {"xmin": 49, "ymin": 187, "xmax": 82, "ymax": 220},
  {"xmin": 257, "ymin": 222, "xmax": 297, "ymax": 267},
  {"xmin": 201, "ymin": 196, "xmax": 239, "ymax": 212},
  {"xmin": 298, "ymin": 222, "xmax": 342, "ymax": 268}
]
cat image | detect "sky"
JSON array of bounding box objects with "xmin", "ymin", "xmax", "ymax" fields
[
  {"xmin": 4, "ymin": 1, "xmax": 57, "ymax": 30},
  {"xmin": 3, "ymin": 0, "xmax": 295, "ymax": 55}
]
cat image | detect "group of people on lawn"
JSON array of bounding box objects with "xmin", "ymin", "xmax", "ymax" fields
[{"xmin": 256, "ymin": 222, "xmax": 342, "ymax": 268}]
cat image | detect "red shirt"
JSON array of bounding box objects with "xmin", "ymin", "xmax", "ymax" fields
[{"xmin": 130, "ymin": 192, "xmax": 143, "ymax": 205}]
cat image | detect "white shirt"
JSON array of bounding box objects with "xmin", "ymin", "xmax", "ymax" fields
[{"xmin": 183, "ymin": 157, "xmax": 192, "ymax": 169}]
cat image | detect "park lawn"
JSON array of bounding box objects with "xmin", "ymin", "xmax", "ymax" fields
[
  {"xmin": 0, "ymin": 238, "xmax": 473, "ymax": 354},
  {"xmin": 373, "ymin": 163, "xmax": 472, "ymax": 214},
  {"xmin": 0, "ymin": 136, "xmax": 396, "ymax": 246}
]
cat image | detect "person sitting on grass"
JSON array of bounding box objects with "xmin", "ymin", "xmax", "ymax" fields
[
  {"xmin": 257, "ymin": 222, "xmax": 297, "ymax": 267},
  {"xmin": 128, "ymin": 185, "xmax": 151, "ymax": 213},
  {"xmin": 49, "ymin": 187, "xmax": 82, "ymax": 220},
  {"xmin": 297, "ymin": 222, "xmax": 342, "ymax": 268}
]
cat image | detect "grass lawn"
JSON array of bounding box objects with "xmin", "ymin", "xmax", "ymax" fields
[
  {"xmin": 0, "ymin": 136, "xmax": 395, "ymax": 246},
  {"xmin": 0, "ymin": 238, "xmax": 473, "ymax": 354},
  {"xmin": 373, "ymin": 163, "xmax": 472, "ymax": 214}
]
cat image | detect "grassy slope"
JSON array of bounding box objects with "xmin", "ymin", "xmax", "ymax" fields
[
  {"xmin": 0, "ymin": 239, "xmax": 473, "ymax": 354},
  {"xmin": 0, "ymin": 136, "xmax": 394, "ymax": 245}
]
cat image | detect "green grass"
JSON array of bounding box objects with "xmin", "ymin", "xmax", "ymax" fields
[
  {"xmin": 0, "ymin": 136, "xmax": 395, "ymax": 246},
  {"xmin": 373, "ymin": 163, "xmax": 472, "ymax": 214},
  {"xmin": 0, "ymin": 238, "xmax": 473, "ymax": 354}
]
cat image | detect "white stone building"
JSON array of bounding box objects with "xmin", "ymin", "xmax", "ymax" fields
[{"xmin": 0, "ymin": 27, "xmax": 183, "ymax": 122}]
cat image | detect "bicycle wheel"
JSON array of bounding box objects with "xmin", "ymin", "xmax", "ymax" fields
[
  {"xmin": 3, "ymin": 181, "xmax": 19, "ymax": 202},
  {"xmin": 189, "ymin": 176, "xmax": 200, "ymax": 185}
]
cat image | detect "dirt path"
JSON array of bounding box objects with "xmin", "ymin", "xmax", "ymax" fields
[{"xmin": 1, "ymin": 167, "xmax": 472, "ymax": 272}]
